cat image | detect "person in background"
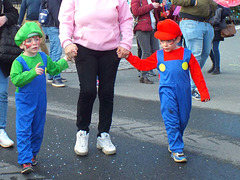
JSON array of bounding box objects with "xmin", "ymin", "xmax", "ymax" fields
[
  {"xmin": 171, "ymin": 0, "xmax": 217, "ymax": 100},
  {"xmin": 208, "ymin": 5, "xmax": 231, "ymax": 75},
  {"xmin": 41, "ymin": 0, "xmax": 66, "ymax": 87},
  {"xmin": 0, "ymin": 0, "xmax": 18, "ymax": 148},
  {"xmin": 18, "ymin": 0, "xmax": 49, "ymax": 55},
  {"xmin": 11, "ymin": 22, "xmax": 69, "ymax": 174},
  {"xmin": 125, "ymin": 19, "xmax": 210, "ymax": 163},
  {"xmin": 59, "ymin": 0, "xmax": 133, "ymax": 156},
  {"xmin": 131, "ymin": 0, "xmax": 163, "ymax": 84}
]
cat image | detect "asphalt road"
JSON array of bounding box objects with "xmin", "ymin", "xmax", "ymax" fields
[
  {"xmin": 1, "ymin": 82, "xmax": 240, "ymax": 180},
  {"xmin": 0, "ymin": 30, "xmax": 240, "ymax": 179}
]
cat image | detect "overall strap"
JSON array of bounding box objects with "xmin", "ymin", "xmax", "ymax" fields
[
  {"xmin": 156, "ymin": 49, "xmax": 164, "ymax": 63},
  {"xmin": 16, "ymin": 56, "xmax": 30, "ymax": 71},
  {"xmin": 182, "ymin": 48, "xmax": 192, "ymax": 63},
  {"xmin": 39, "ymin": 52, "xmax": 47, "ymax": 67}
]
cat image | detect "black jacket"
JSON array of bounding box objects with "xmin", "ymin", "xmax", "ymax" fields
[
  {"xmin": 0, "ymin": 0, "xmax": 19, "ymax": 77},
  {"xmin": 41, "ymin": 0, "xmax": 61, "ymax": 27},
  {"xmin": 210, "ymin": 5, "xmax": 231, "ymax": 41}
]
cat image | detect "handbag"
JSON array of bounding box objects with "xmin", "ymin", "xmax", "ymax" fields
[
  {"xmin": 221, "ymin": 16, "xmax": 236, "ymax": 38},
  {"xmin": 0, "ymin": 1, "xmax": 22, "ymax": 63}
]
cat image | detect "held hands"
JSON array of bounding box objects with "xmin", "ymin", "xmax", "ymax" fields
[
  {"xmin": 116, "ymin": 46, "xmax": 130, "ymax": 59},
  {"xmin": 35, "ymin": 62, "xmax": 44, "ymax": 75},
  {"xmin": 64, "ymin": 43, "xmax": 78, "ymax": 61}
]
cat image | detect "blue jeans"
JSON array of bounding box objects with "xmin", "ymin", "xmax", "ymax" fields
[
  {"xmin": 210, "ymin": 40, "xmax": 220, "ymax": 69},
  {"xmin": 180, "ymin": 20, "xmax": 214, "ymax": 90},
  {"xmin": 42, "ymin": 27, "xmax": 62, "ymax": 80},
  {"xmin": 0, "ymin": 68, "xmax": 8, "ymax": 129}
]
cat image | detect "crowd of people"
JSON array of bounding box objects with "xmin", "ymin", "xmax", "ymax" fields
[{"xmin": 0, "ymin": 0, "xmax": 233, "ymax": 175}]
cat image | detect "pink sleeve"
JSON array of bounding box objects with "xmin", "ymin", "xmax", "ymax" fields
[
  {"xmin": 58, "ymin": 0, "xmax": 75, "ymax": 48},
  {"xmin": 117, "ymin": 0, "xmax": 134, "ymax": 51}
]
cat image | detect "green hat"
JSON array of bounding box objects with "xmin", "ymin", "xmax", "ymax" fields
[{"xmin": 15, "ymin": 22, "xmax": 43, "ymax": 46}]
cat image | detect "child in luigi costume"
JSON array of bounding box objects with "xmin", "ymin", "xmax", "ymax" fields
[
  {"xmin": 10, "ymin": 22, "xmax": 69, "ymax": 174},
  {"xmin": 126, "ymin": 19, "xmax": 210, "ymax": 163}
]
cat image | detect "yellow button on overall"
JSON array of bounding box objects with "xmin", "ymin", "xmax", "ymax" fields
[
  {"xmin": 182, "ymin": 62, "xmax": 188, "ymax": 70},
  {"xmin": 159, "ymin": 63, "xmax": 166, "ymax": 72}
]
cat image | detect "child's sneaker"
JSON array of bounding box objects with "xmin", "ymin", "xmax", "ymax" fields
[
  {"xmin": 21, "ymin": 163, "xmax": 33, "ymax": 174},
  {"xmin": 32, "ymin": 156, "xmax": 38, "ymax": 166},
  {"xmin": 168, "ymin": 146, "xmax": 172, "ymax": 153},
  {"xmin": 171, "ymin": 152, "xmax": 187, "ymax": 163},
  {"xmin": 97, "ymin": 132, "xmax": 116, "ymax": 155}
]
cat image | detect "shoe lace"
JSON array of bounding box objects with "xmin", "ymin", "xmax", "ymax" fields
[
  {"xmin": 79, "ymin": 133, "xmax": 87, "ymax": 147},
  {"xmin": 102, "ymin": 134, "xmax": 113, "ymax": 147},
  {"xmin": 176, "ymin": 152, "xmax": 185, "ymax": 157}
]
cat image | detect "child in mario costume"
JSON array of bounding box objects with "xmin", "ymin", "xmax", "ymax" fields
[
  {"xmin": 10, "ymin": 22, "xmax": 69, "ymax": 174},
  {"xmin": 126, "ymin": 19, "xmax": 210, "ymax": 163}
]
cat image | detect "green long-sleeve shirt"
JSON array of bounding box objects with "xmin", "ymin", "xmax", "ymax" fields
[{"xmin": 10, "ymin": 52, "xmax": 68, "ymax": 91}]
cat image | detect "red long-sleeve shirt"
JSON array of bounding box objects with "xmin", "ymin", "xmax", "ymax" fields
[{"xmin": 127, "ymin": 47, "xmax": 210, "ymax": 101}]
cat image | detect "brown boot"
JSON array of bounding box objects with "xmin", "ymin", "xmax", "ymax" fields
[{"xmin": 139, "ymin": 77, "xmax": 153, "ymax": 84}]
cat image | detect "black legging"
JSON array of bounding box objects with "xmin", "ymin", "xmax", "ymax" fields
[{"xmin": 75, "ymin": 44, "xmax": 120, "ymax": 136}]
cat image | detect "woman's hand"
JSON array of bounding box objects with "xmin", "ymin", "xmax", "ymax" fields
[
  {"xmin": 64, "ymin": 43, "xmax": 78, "ymax": 61},
  {"xmin": 116, "ymin": 46, "xmax": 130, "ymax": 58},
  {"xmin": 0, "ymin": 16, "xmax": 7, "ymax": 27}
]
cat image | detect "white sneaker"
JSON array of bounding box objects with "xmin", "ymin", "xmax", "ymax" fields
[
  {"xmin": 74, "ymin": 130, "xmax": 89, "ymax": 156},
  {"xmin": 0, "ymin": 129, "xmax": 14, "ymax": 148},
  {"xmin": 97, "ymin": 132, "xmax": 116, "ymax": 155}
]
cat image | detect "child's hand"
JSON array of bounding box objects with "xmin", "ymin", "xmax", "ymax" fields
[
  {"xmin": 63, "ymin": 55, "xmax": 75, "ymax": 63},
  {"xmin": 203, "ymin": 99, "xmax": 210, "ymax": 102},
  {"xmin": 35, "ymin": 62, "xmax": 44, "ymax": 75}
]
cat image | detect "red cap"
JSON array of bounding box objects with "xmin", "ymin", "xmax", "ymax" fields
[{"xmin": 154, "ymin": 19, "xmax": 182, "ymax": 40}]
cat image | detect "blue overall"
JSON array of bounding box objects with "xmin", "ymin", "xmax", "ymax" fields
[
  {"xmin": 157, "ymin": 49, "xmax": 192, "ymax": 153},
  {"xmin": 15, "ymin": 52, "xmax": 47, "ymax": 165}
]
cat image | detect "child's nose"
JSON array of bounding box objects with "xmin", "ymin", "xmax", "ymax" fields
[{"xmin": 32, "ymin": 40, "xmax": 38, "ymax": 44}]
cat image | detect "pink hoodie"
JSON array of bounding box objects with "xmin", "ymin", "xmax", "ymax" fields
[{"xmin": 58, "ymin": 0, "xmax": 133, "ymax": 51}]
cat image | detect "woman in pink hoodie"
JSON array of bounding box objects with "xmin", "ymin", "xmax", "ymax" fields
[{"xmin": 59, "ymin": 0, "xmax": 133, "ymax": 156}]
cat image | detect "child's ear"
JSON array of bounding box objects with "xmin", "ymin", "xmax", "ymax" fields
[
  {"xmin": 176, "ymin": 36, "xmax": 181, "ymax": 43},
  {"xmin": 19, "ymin": 44, "xmax": 25, "ymax": 50}
]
